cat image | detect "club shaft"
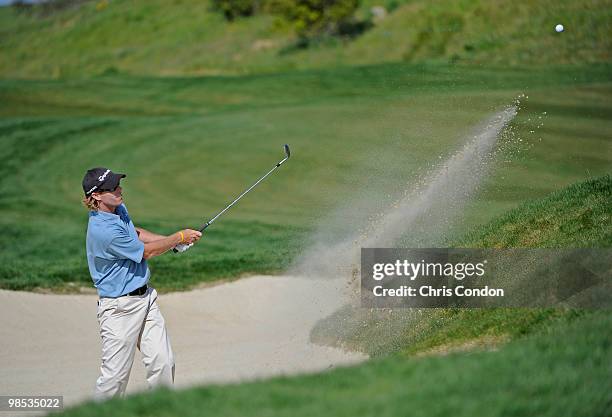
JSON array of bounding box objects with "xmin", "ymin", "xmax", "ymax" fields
[{"xmin": 199, "ymin": 156, "xmax": 289, "ymax": 232}]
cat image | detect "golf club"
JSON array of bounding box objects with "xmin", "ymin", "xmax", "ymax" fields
[{"xmin": 174, "ymin": 144, "xmax": 291, "ymax": 252}]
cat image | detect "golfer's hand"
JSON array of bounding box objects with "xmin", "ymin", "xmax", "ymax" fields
[{"xmin": 180, "ymin": 229, "xmax": 202, "ymax": 244}]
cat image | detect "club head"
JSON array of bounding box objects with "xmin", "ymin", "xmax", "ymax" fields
[{"xmin": 284, "ymin": 144, "xmax": 291, "ymax": 159}]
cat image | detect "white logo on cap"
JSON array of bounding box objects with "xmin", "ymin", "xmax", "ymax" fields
[
  {"xmin": 98, "ymin": 169, "xmax": 111, "ymax": 182},
  {"xmin": 87, "ymin": 185, "xmax": 98, "ymax": 195}
]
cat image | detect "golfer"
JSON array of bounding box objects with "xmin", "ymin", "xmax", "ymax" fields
[{"xmin": 82, "ymin": 167, "xmax": 201, "ymax": 399}]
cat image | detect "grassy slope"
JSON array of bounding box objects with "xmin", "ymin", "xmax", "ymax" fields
[
  {"xmin": 461, "ymin": 173, "xmax": 612, "ymax": 248},
  {"xmin": 56, "ymin": 176, "xmax": 612, "ymax": 417},
  {"xmin": 0, "ymin": 64, "xmax": 610, "ymax": 292},
  {"xmin": 311, "ymin": 175, "xmax": 611, "ymax": 357},
  {"xmin": 0, "ymin": 0, "xmax": 609, "ymax": 78}
]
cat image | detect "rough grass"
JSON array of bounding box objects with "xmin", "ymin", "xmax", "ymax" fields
[
  {"xmin": 460, "ymin": 174, "xmax": 612, "ymax": 248},
  {"xmin": 311, "ymin": 174, "xmax": 612, "ymax": 357},
  {"xmin": 0, "ymin": 0, "xmax": 609, "ymax": 78}
]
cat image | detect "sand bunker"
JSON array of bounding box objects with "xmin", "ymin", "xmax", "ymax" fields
[{"xmin": 0, "ymin": 276, "xmax": 366, "ymax": 411}]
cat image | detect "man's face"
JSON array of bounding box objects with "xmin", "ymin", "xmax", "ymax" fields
[{"xmin": 92, "ymin": 185, "xmax": 123, "ymax": 210}]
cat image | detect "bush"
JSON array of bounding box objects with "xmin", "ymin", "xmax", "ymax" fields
[
  {"xmin": 267, "ymin": 0, "xmax": 360, "ymax": 40},
  {"xmin": 211, "ymin": 0, "xmax": 262, "ymax": 21}
]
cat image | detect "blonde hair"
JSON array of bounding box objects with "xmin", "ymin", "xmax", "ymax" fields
[{"xmin": 82, "ymin": 195, "xmax": 100, "ymax": 211}]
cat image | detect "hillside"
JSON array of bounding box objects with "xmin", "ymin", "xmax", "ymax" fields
[{"xmin": 0, "ymin": 0, "xmax": 609, "ymax": 78}]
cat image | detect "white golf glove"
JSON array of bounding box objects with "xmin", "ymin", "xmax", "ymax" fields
[{"xmin": 174, "ymin": 243, "xmax": 194, "ymax": 253}]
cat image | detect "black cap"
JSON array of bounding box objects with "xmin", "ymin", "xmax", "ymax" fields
[{"xmin": 82, "ymin": 167, "xmax": 126, "ymax": 196}]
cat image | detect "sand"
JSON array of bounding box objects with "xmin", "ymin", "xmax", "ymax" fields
[{"xmin": 0, "ymin": 275, "xmax": 366, "ymax": 413}]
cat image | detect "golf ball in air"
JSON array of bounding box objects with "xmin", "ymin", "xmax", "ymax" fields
[{"xmin": 555, "ymin": 24, "xmax": 564, "ymax": 32}]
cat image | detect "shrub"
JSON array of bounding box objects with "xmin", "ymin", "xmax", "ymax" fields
[
  {"xmin": 267, "ymin": 0, "xmax": 360, "ymax": 40},
  {"xmin": 211, "ymin": 0, "xmax": 262, "ymax": 21}
]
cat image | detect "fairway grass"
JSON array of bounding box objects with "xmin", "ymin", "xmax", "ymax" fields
[{"xmin": 0, "ymin": 63, "xmax": 610, "ymax": 292}]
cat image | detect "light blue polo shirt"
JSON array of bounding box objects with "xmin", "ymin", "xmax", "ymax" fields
[{"xmin": 86, "ymin": 204, "xmax": 150, "ymax": 297}]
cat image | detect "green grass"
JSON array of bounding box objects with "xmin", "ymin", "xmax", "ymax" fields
[
  {"xmin": 56, "ymin": 308, "xmax": 612, "ymax": 417},
  {"xmin": 311, "ymin": 304, "xmax": 581, "ymax": 358},
  {"xmin": 0, "ymin": 0, "xmax": 609, "ymax": 78},
  {"xmin": 461, "ymin": 174, "xmax": 612, "ymax": 248},
  {"xmin": 0, "ymin": 63, "xmax": 610, "ymax": 292},
  {"xmin": 311, "ymin": 174, "xmax": 612, "ymax": 357},
  {"xmin": 1, "ymin": 62, "xmax": 609, "ymax": 117}
]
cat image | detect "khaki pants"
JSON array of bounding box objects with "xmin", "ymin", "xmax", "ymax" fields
[{"xmin": 94, "ymin": 287, "xmax": 175, "ymax": 400}]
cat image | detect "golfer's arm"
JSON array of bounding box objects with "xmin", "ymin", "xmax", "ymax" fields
[
  {"xmin": 135, "ymin": 227, "xmax": 167, "ymax": 243},
  {"xmin": 143, "ymin": 233, "xmax": 182, "ymax": 260}
]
